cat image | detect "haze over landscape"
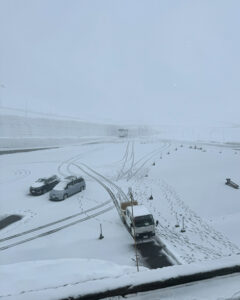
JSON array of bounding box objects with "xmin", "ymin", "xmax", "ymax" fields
[
  {"xmin": 1, "ymin": 0, "xmax": 240, "ymax": 125},
  {"xmin": 2, "ymin": 2, "xmax": 240, "ymax": 300}
]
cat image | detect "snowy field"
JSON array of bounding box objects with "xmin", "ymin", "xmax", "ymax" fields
[{"xmin": 1, "ymin": 135, "xmax": 240, "ymax": 299}]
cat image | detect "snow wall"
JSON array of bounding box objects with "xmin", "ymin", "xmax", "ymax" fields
[{"xmin": 0, "ymin": 114, "xmax": 151, "ymax": 148}]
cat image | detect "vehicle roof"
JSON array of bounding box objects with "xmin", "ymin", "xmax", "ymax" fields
[
  {"xmin": 49, "ymin": 175, "xmax": 58, "ymax": 179},
  {"xmin": 37, "ymin": 177, "xmax": 46, "ymax": 181},
  {"xmin": 53, "ymin": 181, "xmax": 68, "ymax": 190},
  {"xmin": 64, "ymin": 176, "xmax": 83, "ymax": 181},
  {"xmin": 38, "ymin": 175, "xmax": 58, "ymax": 181},
  {"xmin": 126, "ymin": 205, "xmax": 151, "ymax": 217},
  {"xmin": 65, "ymin": 175, "xmax": 77, "ymax": 180}
]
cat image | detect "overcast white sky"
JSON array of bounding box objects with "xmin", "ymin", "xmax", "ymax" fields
[{"xmin": 0, "ymin": 0, "xmax": 240, "ymax": 125}]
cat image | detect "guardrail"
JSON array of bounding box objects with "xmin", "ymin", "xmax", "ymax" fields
[{"xmin": 60, "ymin": 257, "xmax": 240, "ymax": 300}]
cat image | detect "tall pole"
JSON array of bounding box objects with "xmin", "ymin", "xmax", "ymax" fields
[{"xmin": 130, "ymin": 189, "xmax": 139, "ymax": 272}]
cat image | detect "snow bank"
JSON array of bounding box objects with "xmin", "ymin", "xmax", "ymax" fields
[
  {"xmin": 1, "ymin": 255, "xmax": 240, "ymax": 300},
  {"xmin": 0, "ymin": 115, "xmax": 118, "ymax": 138},
  {"xmin": 0, "ymin": 258, "xmax": 145, "ymax": 299}
]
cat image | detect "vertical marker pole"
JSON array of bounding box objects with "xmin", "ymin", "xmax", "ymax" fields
[
  {"xmin": 99, "ymin": 224, "xmax": 104, "ymax": 239},
  {"xmin": 130, "ymin": 190, "xmax": 139, "ymax": 272},
  {"xmin": 181, "ymin": 217, "xmax": 186, "ymax": 233}
]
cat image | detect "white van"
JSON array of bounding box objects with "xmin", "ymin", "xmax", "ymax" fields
[
  {"xmin": 124, "ymin": 205, "xmax": 155, "ymax": 240},
  {"xmin": 49, "ymin": 176, "xmax": 86, "ymax": 201}
]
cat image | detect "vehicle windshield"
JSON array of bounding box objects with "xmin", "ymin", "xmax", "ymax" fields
[
  {"xmin": 36, "ymin": 178, "xmax": 45, "ymax": 182},
  {"xmin": 53, "ymin": 181, "xmax": 67, "ymax": 190},
  {"xmin": 134, "ymin": 215, "xmax": 154, "ymax": 227}
]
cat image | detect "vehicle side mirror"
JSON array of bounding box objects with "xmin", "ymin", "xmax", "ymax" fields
[{"xmin": 155, "ymin": 220, "xmax": 159, "ymax": 227}]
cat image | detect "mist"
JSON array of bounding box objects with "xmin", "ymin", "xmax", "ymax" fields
[{"xmin": 1, "ymin": 0, "xmax": 240, "ymax": 125}]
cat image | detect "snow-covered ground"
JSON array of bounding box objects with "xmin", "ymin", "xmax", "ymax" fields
[
  {"xmin": 2, "ymin": 255, "xmax": 240, "ymax": 300},
  {"xmin": 1, "ymin": 133, "xmax": 240, "ymax": 299},
  {"xmin": 153, "ymin": 123, "xmax": 240, "ymax": 144}
]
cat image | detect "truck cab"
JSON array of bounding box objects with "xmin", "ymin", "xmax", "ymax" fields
[{"xmin": 125, "ymin": 205, "xmax": 155, "ymax": 240}]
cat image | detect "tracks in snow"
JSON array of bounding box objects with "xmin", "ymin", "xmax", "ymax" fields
[
  {"xmin": 71, "ymin": 163, "xmax": 127, "ymax": 220},
  {"xmin": 0, "ymin": 140, "xmax": 171, "ymax": 258},
  {"xmin": 116, "ymin": 141, "xmax": 171, "ymax": 181},
  {"xmin": 0, "ymin": 141, "xmax": 130, "ymax": 251},
  {"xmin": 133, "ymin": 175, "xmax": 240, "ymax": 264},
  {"xmin": 0, "ymin": 148, "xmax": 117, "ymax": 251},
  {"xmin": 157, "ymin": 180, "xmax": 240, "ymax": 263},
  {"xmin": 0, "ymin": 201, "xmax": 113, "ymax": 251},
  {"xmin": 0, "ymin": 169, "xmax": 31, "ymax": 185}
]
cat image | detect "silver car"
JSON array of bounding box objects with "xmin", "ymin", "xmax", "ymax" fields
[{"xmin": 49, "ymin": 176, "xmax": 86, "ymax": 201}]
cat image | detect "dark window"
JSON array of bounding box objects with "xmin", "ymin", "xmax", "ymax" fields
[{"xmin": 134, "ymin": 215, "xmax": 154, "ymax": 227}]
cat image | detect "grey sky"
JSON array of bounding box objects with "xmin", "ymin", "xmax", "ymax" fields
[{"xmin": 0, "ymin": 0, "xmax": 240, "ymax": 125}]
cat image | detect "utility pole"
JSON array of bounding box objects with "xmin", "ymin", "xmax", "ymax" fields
[{"xmin": 129, "ymin": 188, "xmax": 139, "ymax": 272}]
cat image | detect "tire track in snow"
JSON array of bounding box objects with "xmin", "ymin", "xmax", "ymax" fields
[
  {"xmin": 133, "ymin": 175, "xmax": 240, "ymax": 263},
  {"xmin": 120, "ymin": 142, "xmax": 171, "ymax": 181},
  {"xmin": 116, "ymin": 141, "xmax": 130, "ymax": 180},
  {"xmin": 0, "ymin": 205, "xmax": 114, "ymax": 251},
  {"xmin": 0, "ymin": 169, "xmax": 31, "ymax": 185},
  {"xmin": 0, "ymin": 200, "xmax": 112, "ymax": 243}
]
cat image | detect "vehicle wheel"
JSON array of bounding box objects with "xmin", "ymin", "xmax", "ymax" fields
[{"xmin": 63, "ymin": 194, "xmax": 68, "ymax": 200}]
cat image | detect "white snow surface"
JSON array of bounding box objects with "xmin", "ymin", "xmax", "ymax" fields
[
  {"xmin": 30, "ymin": 178, "xmax": 46, "ymax": 188},
  {"xmin": 0, "ymin": 258, "xmax": 145, "ymax": 299},
  {"xmin": 1, "ymin": 133, "xmax": 240, "ymax": 299},
  {"xmin": 1, "ymin": 256, "xmax": 240, "ymax": 300},
  {"xmin": 127, "ymin": 205, "xmax": 151, "ymax": 217},
  {"xmin": 53, "ymin": 180, "xmax": 68, "ymax": 190}
]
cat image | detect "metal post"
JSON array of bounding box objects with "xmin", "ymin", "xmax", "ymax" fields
[
  {"xmin": 130, "ymin": 190, "xmax": 139, "ymax": 272},
  {"xmin": 175, "ymin": 213, "xmax": 179, "ymax": 227},
  {"xmin": 99, "ymin": 223, "xmax": 104, "ymax": 239},
  {"xmin": 181, "ymin": 216, "xmax": 186, "ymax": 232}
]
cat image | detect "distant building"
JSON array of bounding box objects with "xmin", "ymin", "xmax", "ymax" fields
[{"xmin": 118, "ymin": 128, "xmax": 128, "ymax": 138}]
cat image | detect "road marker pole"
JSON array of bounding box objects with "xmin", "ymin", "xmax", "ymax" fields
[
  {"xmin": 130, "ymin": 189, "xmax": 139, "ymax": 272},
  {"xmin": 99, "ymin": 223, "xmax": 104, "ymax": 239}
]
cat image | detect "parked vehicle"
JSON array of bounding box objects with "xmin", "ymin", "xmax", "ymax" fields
[
  {"xmin": 118, "ymin": 128, "xmax": 128, "ymax": 138},
  {"xmin": 49, "ymin": 176, "xmax": 86, "ymax": 201},
  {"xmin": 121, "ymin": 201, "xmax": 155, "ymax": 240},
  {"xmin": 29, "ymin": 175, "xmax": 60, "ymax": 195}
]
